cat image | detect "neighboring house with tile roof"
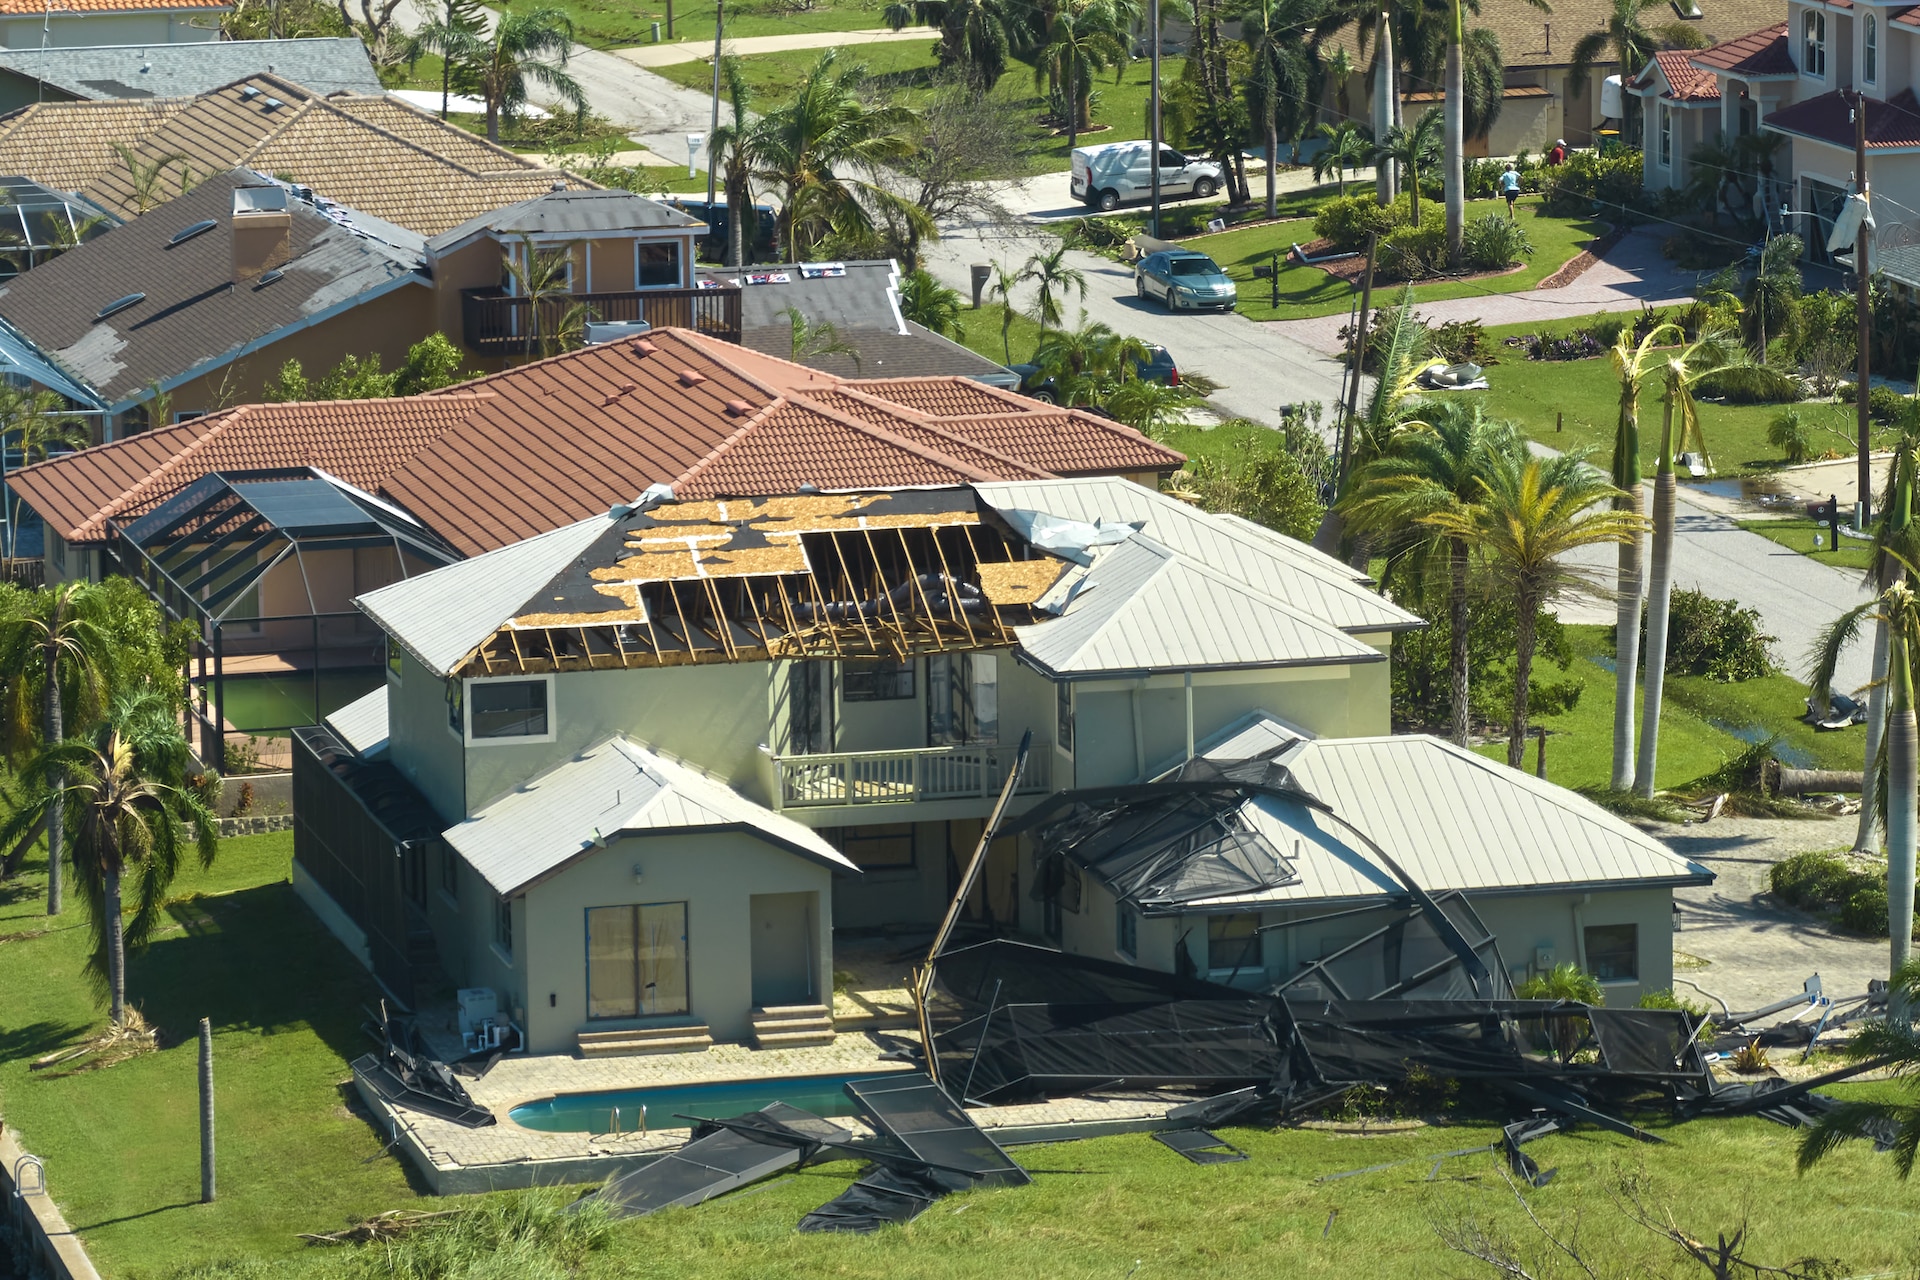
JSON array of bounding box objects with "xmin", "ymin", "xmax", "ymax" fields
[
  {"xmin": 1320, "ymin": 0, "xmax": 1780, "ymax": 154},
  {"xmin": 8, "ymin": 324, "xmax": 1184, "ymax": 771},
  {"xmin": 0, "ymin": 0, "xmax": 226, "ymax": 52},
  {"xmin": 0, "ymin": 38, "xmax": 380, "ymax": 111},
  {"xmin": 1634, "ymin": 0, "xmax": 1920, "ymax": 274},
  {"xmin": 0, "ymin": 73, "xmax": 587, "ymax": 235}
]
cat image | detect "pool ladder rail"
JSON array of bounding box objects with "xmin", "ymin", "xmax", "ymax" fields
[{"xmin": 597, "ymin": 1104, "xmax": 647, "ymax": 1141}]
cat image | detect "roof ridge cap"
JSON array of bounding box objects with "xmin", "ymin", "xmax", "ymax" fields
[
  {"xmin": 667, "ymin": 327, "xmax": 832, "ymax": 400},
  {"xmin": 322, "ymin": 92, "xmax": 580, "ymax": 178},
  {"xmin": 823, "ymin": 393, "xmax": 1056, "ymax": 478},
  {"xmin": 669, "ymin": 397, "xmax": 787, "ymax": 493},
  {"xmin": 782, "ymin": 392, "xmax": 1010, "ymax": 482}
]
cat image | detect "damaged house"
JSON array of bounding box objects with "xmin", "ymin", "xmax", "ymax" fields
[{"xmin": 293, "ymin": 472, "xmax": 1711, "ymax": 1060}]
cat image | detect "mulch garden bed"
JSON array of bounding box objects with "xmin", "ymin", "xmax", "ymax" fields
[
  {"xmin": 1535, "ymin": 226, "xmax": 1624, "ymax": 289},
  {"xmin": 1293, "ymin": 223, "xmax": 1621, "ymax": 290}
]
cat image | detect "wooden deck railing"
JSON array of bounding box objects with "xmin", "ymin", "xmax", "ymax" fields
[{"xmin": 460, "ymin": 285, "xmax": 742, "ymax": 355}]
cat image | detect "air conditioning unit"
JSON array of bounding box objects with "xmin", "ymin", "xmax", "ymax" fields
[
  {"xmin": 584, "ymin": 320, "xmax": 653, "ymax": 345},
  {"xmin": 457, "ymin": 986, "xmax": 498, "ymax": 1037}
]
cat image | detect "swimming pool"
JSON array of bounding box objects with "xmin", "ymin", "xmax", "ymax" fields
[{"xmin": 506, "ymin": 1071, "xmax": 904, "ymax": 1133}]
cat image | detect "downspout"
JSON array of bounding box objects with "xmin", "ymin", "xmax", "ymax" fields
[
  {"xmin": 1571, "ymin": 892, "xmax": 1591, "ymax": 973},
  {"xmin": 1131, "ymin": 681, "xmax": 1146, "ymax": 779},
  {"xmin": 1184, "ymin": 670, "xmax": 1195, "ymax": 760}
]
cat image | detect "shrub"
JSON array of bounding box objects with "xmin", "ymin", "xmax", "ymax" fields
[
  {"xmin": 1428, "ymin": 318, "xmax": 1489, "ymax": 364},
  {"xmin": 1516, "ymin": 331, "xmax": 1605, "ymax": 362},
  {"xmin": 1768, "ymin": 407, "xmax": 1814, "ymax": 463},
  {"xmin": 1638, "ymin": 988, "xmax": 1713, "ymax": 1039},
  {"xmin": 1771, "ymin": 849, "xmax": 1873, "ymax": 909},
  {"xmin": 1314, "ymin": 192, "xmax": 1402, "ymax": 252},
  {"xmin": 1647, "ymin": 589, "xmax": 1776, "ymax": 681},
  {"xmin": 1838, "ymin": 382, "xmax": 1908, "ymax": 422},
  {"xmin": 1663, "ymin": 229, "xmax": 1747, "ymax": 271},
  {"xmin": 1840, "ymin": 883, "xmax": 1891, "ymax": 935},
  {"xmin": 1378, "ymin": 213, "xmax": 1448, "ymax": 281},
  {"xmin": 1541, "ymin": 147, "xmax": 1644, "ymax": 218},
  {"xmin": 1461, "ymin": 213, "xmax": 1534, "ymax": 271},
  {"xmin": 1694, "ymin": 363, "xmax": 1803, "ymax": 405}
]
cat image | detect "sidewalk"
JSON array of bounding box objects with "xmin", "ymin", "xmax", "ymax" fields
[
  {"xmin": 612, "ymin": 26, "xmax": 937, "ymax": 67},
  {"xmin": 1273, "ymin": 224, "xmax": 1699, "ymax": 356}
]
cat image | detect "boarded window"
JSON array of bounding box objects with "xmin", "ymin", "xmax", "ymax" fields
[
  {"xmin": 1584, "ymin": 923, "xmax": 1639, "ymax": 982},
  {"xmin": 587, "ymin": 902, "xmax": 690, "ymax": 1019}
]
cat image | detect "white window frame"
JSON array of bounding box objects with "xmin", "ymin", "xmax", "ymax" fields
[
  {"xmin": 462, "ymin": 673, "xmax": 557, "ymax": 747},
  {"xmin": 634, "ymin": 238, "xmax": 684, "ymax": 291},
  {"xmin": 492, "ymin": 893, "xmax": 515, "ymax": 965},
  {"xmin": 1658, "ymin": 105, "xmax": 1673, "ymax": 168},
  {"xmin": 1803, "ymin": 9, "xmax": 1827, "ymax": 78},
  {"xmin": 1865, "ymin": 13, "xmax": 1878, "ymax": 84}
]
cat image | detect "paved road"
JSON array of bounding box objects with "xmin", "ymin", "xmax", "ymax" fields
[{"xmin": 613, "ymin": 26, "xmax": 936, "ymax": 67}]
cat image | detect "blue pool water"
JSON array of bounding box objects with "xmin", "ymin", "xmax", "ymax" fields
[{"xmin": 507, "ymin": 1072, "xmax": 901, "ymax": 1133}]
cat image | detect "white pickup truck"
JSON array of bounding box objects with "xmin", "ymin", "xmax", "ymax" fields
[{"xmin": 1070, "ymin": 141, "xmax": 1224, "ymax": 212}]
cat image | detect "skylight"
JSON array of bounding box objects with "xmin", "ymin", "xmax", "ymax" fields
[
  {"xmin": 255, "ymin": 268, "xmax": 285, "ymax": 287},
  {"xmin": 95, "ymin": 292, "xmax": 145, "ymax": 321},
  {"xmin": 168, "ymin": 218, "xmax": 217, "ymax": 246}
]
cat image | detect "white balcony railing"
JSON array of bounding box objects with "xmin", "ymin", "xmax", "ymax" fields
[{"xmin": 772, "ymin": 741, "xmax": 1050, "ymax": 809}]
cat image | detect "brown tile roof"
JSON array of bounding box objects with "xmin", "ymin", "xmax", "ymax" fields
[
  {"xmin": 1402, "ymin": 84, "xmax": 1553, "ymax": 103},
  {"xmin": 9, "ymin": 396, "xmax": 481, "ymax": 544},
  {"xmin": 0, "ymin": 0, "xmax": 222, "ymax": 9},
  {"xmin": 1650, "ymin": 49, "xmax": 1721, "ymax": 101},
  {"xmin": 1690, "ymin": 22, "xmax": 1796, "ymax": 74},
  {"xmin": 1897, "ymin": 4, "xmax": 1920, "ymax": 27},
  {"xmin": 1326, "ymin": 0, "xmax": 1782, "ymax": 71},
  {"xmin": 0, "ymin": 74, "xmax": 588, "ymax": 236},
  {"xmin": 16, "ymin": 329, "xmax": 1185, "ymax": 557},
  {"xmin": 1765, "ymin": 87, "xmax": 1920, "ymax": 149}
]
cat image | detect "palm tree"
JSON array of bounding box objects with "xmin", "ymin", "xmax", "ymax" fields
[
  {"xmin": 1327, "ymin": 46, "xmax": 1355, "ymax": 122},
  {"xmin": 112, "ymin": 145, "xmax": 193, "ymax": 215},
  {"xmin": 1798, "ymin": 960, "xmax": 1920, "ymax": 1174},
  {"xmin": 707, "ymin": 57, "xmax": 755, "ymax": 268},
  {"xmin": 1106, "ymin": 378, "xmax": 1193, "ymax": 435},
  {"xmin": 1568, "ymin": 0, "xmax": 1667, "ymax": 145},
  {"xmin": 501, "ymin": 235, "xmax": 578, "ymax": 360},
  {"xmin": 0, "ymin": 385, "xmax": 88, "ymax": 561},
  {"xmin": 1375, "ymin": 107, "xmax": 1442, "ymax": 222},
  {"xmin": 1032, "ymin": 0, "xmax": 1127, "ymax": 149},
  {"xmin": 472, "ymin": 7, "xmax": 587, "ymax": 144},
  {"xmin": 1021, "ymin": 242, "xmax": 1088, "ymax": 336},
  {"xmin": 0, "ymin": 689, "xmax": 215, "ymax": 1025},
  {"xmin": 783, "ymin": 305, "xmax": 862, "ymax": 368},
  {"xmin": 1312, "ymin": 121, "xmax": 1372, "ymax": 196},
  {"xmin": 900, "ymin": 268, "xmax": 963, "ymax": 338},
  {"xmin": 0, "ymin": 583, "xmax": 115, "ymax": 915},
  {"xmin": 411, "ymin": 0, "xmax": 487, "ymax": 119},
  {"xmin": 1744, "ymin": 234, "xmax": 1804, "ymax": 358},
  {"xmin": 1035, "ymin": 319, "xmax": 1150, "ymax": 405},
  {"xmin": 1636, "ymin": 331, "xmax": 1746, "ymax": 796},
  {"xmin": 882, "ymin": 0, "xmax": 1016, "ymax": 91},
  {"xmin": 747, "ymin": 49, "xmax": 930, "ymax": 261},
  {"xmin": 1236, "ymin": 0, "xmax": 1320, "ymax": 220},
  {"xmin": 1443, "ymin": 0, "xmax": 1538, "ymax": 263},
  {"xmin": 1603, "ymin": 321, "xmax": 1682, "ymax": 792},
  {"xmin": 1811, "ymin": 578, "xmax": 1920, "ymax": 992},
  {"xmin": 1424, "ymin": 452, "xmax": 1646, "ymax": 768},
  {"xmin": 1342, "ymin": 402, "xmax": 1522, "ymax": 747},
  {"xmin": 986, "ymin": 259, "xmax": 1023, "ymax": 364}
]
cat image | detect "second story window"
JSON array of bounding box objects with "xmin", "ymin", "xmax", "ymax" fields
[
  {"xmin": 928, "ymin": 654, "xmax": 998, "ymax": 745},
  {"xmin": 843, "ymin": 658, "xmax": 915, "ymax": 702},
  {"xmin": 466, "ymin": 677, "xmax": 553, "ymax": 742},
  {"xmin": 1056, "ymin": 682, "xmax": 1074, "ymax": 753},
  {"xmin": 1803, "ymin": 9, "xmax": 1826, "ymax": 77},
  {"xmin": 1866, "ymin": 13, "xmax": 1878, "ymax": 83},
  {"xmin": 637, "ymin": 241, "xmax": 681, "ymax": 288}
]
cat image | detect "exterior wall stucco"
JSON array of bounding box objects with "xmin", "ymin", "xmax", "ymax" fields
[{"xmin": 0, "ymin": 12, "xmax": 221, "ymax": 48}]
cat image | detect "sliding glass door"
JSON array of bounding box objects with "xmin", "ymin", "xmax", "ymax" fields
[{"xmin": 586, "ymin": 902, "xmax": 689, "ymax": 1019}]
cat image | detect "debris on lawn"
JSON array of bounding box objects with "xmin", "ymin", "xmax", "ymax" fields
[
  {"xmin": 29, "ymin": 1009, "xmax": 159, "ymax": 1073},
  {"xmin": 298, "ymin": 1209, "xmax": 462, "ymax": 1246},
  {"xmin": 352, "ymin": 1004, "xmax": 495, "ymax": 1128}
]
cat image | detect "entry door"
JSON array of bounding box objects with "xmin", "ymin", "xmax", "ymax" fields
[{"xmin": 750, "ymin": 892, "xmax": 815, "ymax": 1007}]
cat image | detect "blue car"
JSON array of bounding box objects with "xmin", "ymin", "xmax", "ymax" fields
[{"xmin": 1135, "ymin": 249, "xmax": 1237, "ymax": 312}]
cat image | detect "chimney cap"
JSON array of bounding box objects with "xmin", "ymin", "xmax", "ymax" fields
[{"xmin": 233, "ymin": 185, "xmax": 288, "ymax": 216}]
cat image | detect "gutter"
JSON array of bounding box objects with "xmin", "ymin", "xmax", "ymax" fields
[
  {"xmin": 1012, "ymin": 646, "xmax": 1387, "ymax": 683},
  {"xmin": 1140, "ymin": 874, "xmax": 1717, "ymax": 918}
]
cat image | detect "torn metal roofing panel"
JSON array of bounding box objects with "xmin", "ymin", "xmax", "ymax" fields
[
  {"xmin": 0, "ymin": 169, "xmax": 425, "ymax": 408},
  {"xmin": 357, "ymin": 513, "xmax": 612, "ymax": 678},
  {"xmin": 975, "ymin": 478, "xmax": 1420, "ymax": 635},
  {"xmin": 1013, "ymin": 535, "xmax": 1383, "ymax": 678},
  {"xmin": 0, "ymin": 38, "xmax": 382, "ymax": 101},
  {"xmin": 325, "ymin": 684, "xmax": 389, "ymax": 758},
  {"xmin": 444, "ymin": 734, "xmax": 856, "ymax": 896}
]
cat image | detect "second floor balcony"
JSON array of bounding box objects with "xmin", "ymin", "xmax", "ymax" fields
[
  {"xmin": 771, "ymin": 741, "xmax": 1051, "ymax": 812},
  {"xmin": 460, "ymin": 284, "xmax": 742, "ymax": 355}
]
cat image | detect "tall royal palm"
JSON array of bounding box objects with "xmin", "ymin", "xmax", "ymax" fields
[
  {"xmin": 1444, "ymin": 0, "xmax": 1541, "ymax": 263},
  {"xmin": 1568, "ymin": 0, "xmax": 1666, "ymax": 146},
  {"xmin": 1235, "ymin": 0, "xmax": 1321, "ymax": 220},
  {"xmin": 1636, "ymin": 332, "xmax": 1745, "ymax": 796},
  {"xmin": 1424, "ymin": 452, "xmax": 1646, "ymax": 768},
  {"xmin": 473, "ymin": 7, "xmax": 587, "ymax": 143},
  {"xmin": 707, "ymin": 57, "xmax": 755, "ymax": 268},
  {"xmin": 0, "ymin": 689, "xmax": 215, "ymax": 1025},
  {"xmin": 1604, "ymin": 321, "xmax": 1682, "ymax": 792},
  {"xmin": 748, "ymin": 50, "xmax": 930, "ymax": 260},
  {"xmin": 1342, "ymin": 402, "xmax": 1522, "ymax": 746},
  {"xmin": 0, "ymin": 582, "xmax": 115, "ymax": 915}
]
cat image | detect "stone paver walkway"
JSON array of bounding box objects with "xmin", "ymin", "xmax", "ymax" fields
[
  {"xmin": 1274, "ymin": 224, "xmax": 1700, "ymax": 357},
  {"xmin": 612, "ymin": 26, "xmax": 937, "ymax": 67}
]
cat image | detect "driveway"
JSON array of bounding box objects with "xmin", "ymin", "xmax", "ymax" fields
[
  {"xmin": 611, "ymin": 26, "xmax": 936, "ymax": 67},
  {"xmin": 1662, "ymin": 815, "xmax": 1889, "ymax": 1015}
]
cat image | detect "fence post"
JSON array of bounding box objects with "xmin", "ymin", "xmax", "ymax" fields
[{"xmin": 198, "ymin": 1017, "xmax": 214, "ymax": 1204}]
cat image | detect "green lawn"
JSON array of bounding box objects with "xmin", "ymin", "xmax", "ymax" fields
[
  {"xmin": 951, "ymin": 300, "xmax": 1045, "ymax": 369},
  {"xmin": 654, "ymin": 48, "xmax": 1185, "ymax": 178},
  {"xmin": 1474, "ymin": 624, "xmax": 1864, "ymax": 789},
  {"xmin": 495, "ymin": 0, "xmax": 892, "ymax": 50},
  {"xmin": 0, "ymin": 833, "xmax": 416, "ymax": 1279},
  {"xmin": 1737, "ymin": 516, "xmax": 1877, "ymax": 571},
  {"xmin": 1179, "ymin": 197, "xmax": 1609, "ymax": 322},
  {"xmin": 1439, "ymin": 357, "xmax": 1871, "ymax": 478}
]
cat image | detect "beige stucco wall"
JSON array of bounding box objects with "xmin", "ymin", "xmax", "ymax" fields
[
  {"xmin": 446, "ymin": 830, "xmax": 836, "ymax": 1053},
  {"xmin": 0, "ymin": 12, "xmax": 220, "ymax": 47}
]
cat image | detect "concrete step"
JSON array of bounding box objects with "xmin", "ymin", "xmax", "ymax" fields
[
  {"xmin": 832, "ymin": 1009, "xmax": 918, "ymax": 1032},
  {"xmin": 576, "ymin": 1024, "xmax": 713, "ymax": 1057},
  {"xmin": 753, "ymin": 1028, "xmax": 838, "ymax": 1048},
  {"xmin": 749, "ymin": 1004, "xmax": 834, "ymax": 1048}
]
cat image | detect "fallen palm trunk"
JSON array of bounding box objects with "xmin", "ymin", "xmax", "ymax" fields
[{"xmin": 1766, "ymin": 763, "xmax": 1865, "ymax": 796}]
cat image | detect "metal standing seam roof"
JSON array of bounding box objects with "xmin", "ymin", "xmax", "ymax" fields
[
  {"xmin": 1014, "ymin": 535, "xmax": 1384, "ymax": 678},
  {"xmin": 0, "ymin": 39, "xmax": 382, "ymax": 101},
  {"xmin": 357, "ymin": 513, "xmax": 613, "ymax": 678},
  {"xmin": 443, "ymin": 735, "xmax": 856, "ymax": 897},
  {"xmin": 976, "ymin": 478, "xmax": 1422, "ymax": 635},
  {"xmin": 1178, "ymin": 718, "xmax": 1712, "ymax": 909},
  {"xmin": 325, "ymin": 684, "xmax": 390, "ymax": 758}
]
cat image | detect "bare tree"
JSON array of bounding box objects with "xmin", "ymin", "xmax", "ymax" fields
[
  {"xmin": 337, "ymin": 0, "xmax": 411, "ymax": 68},
  {"xmin": 882, "ymin": 81, "xmax": 1019, "ymax": 268}
]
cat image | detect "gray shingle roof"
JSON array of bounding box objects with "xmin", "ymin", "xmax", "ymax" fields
[
  {"xmin": 425, "ymin": 188, "xmax": 703, "ymax": 252},
  {"xmin": 0, "ymin": 169, "xmax": 426, "ymax": 409},
  {"xmin": 443, "ymin": 734, "xmax": 856, "ymax": 896},
  {"xmin": 0, "ymin": 39, "xmax": 382, "ymax": 101}
]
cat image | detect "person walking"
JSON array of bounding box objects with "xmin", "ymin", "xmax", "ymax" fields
[
  {"xmin": 1548, "ymin": 138, "xmax": 1568, "ymax": 167},
  {"xmin": 1500, "ymin": 162, "xmax": 1522, "ymax": 220}
]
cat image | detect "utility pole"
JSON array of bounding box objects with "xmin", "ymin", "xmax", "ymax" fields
[
  {"xmin": 1856, "ymin": 90, "xmax": 1873, "ymax": 531},
  {"xmin": 706, "ymin": 0, "xmax": 723, "ymax": 210},
  {"xmin": 1149, "ymin": 0, "xmax": 1162, "ymax": 238},
  {"xmin": 1339, "ymin": 232, "xmax": 1380, "ymax": 486}
]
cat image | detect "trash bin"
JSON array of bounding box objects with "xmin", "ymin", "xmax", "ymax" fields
[
  {"xmin": 651, "ymin": 21, "xmax": 661, "ymax": 41},
  {"xmin": 970, "ymin": 263, "xmax": 991, "ymax": 308}
]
